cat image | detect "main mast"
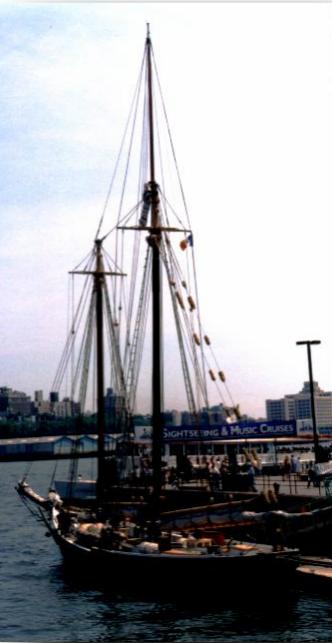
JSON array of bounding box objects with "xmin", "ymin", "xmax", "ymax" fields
[
  {"xmin": 95, "ymin": 239, "xmax": 106, "ymax": 502},
  {"xmin": 146, "ymin": 25, "xmax": 163, "ymax": 506}
]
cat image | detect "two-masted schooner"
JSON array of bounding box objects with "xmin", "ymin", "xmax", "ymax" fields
[{"xmin": 17, "ymin": 26, "xmax": 299, "ymax": 590}]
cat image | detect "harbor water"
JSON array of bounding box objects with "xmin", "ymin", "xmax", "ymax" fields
[{"xmin": 1, "ymin": 460, "xmax": 332, "ymax": 642}]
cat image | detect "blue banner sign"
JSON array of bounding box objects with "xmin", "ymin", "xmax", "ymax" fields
[{"xmin": 163, "ymin": 420, "xmax": 297, "ymax": 442}]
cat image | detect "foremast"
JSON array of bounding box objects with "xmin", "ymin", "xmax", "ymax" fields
[{"xmin": 71, "ymin": 240, "xmax": 125, "ymax": 504}]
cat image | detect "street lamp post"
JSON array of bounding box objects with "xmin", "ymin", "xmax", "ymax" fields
[{"xmin": 296, "ymin": 340, "xmax": 321, "ymax": 463}]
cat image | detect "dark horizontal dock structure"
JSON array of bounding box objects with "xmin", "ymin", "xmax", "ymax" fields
[
  {"xmin": 0, "ymin": 449, "xmax": 99, "ymax": 462},
  {"xmin": 0, "ymin": 434, "xmax": 116, "ymax": 462}
]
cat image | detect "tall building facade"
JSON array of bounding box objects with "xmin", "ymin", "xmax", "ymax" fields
[{"xmin": 266, "ymin": 382, "xmax": 332, "ymax": 428}]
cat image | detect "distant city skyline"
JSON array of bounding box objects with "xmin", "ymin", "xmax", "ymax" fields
[
  {"xmin": 1, "ymin": 3, "xmax": 331, "ymax": 419},
  {"xmin": 3, "ymin": 379, "xmax": 332, "ymax": 428}
]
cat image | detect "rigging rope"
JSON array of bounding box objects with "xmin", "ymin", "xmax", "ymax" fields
[
  {"xmin": 76, "ymin": 294, "xmax": 95, "ymax": 411},
  {"xmin": 125, "ymin": 247, "xmax": 152, "ymax": 413},
  {"xmin": 52, "ymin": 252, "xmax": 95, "ymax": 393},
  {"xmin": 94, "ymin": 43, "xmax": 147, "ymax": 242},
  {"xmin": 151, "ymin": 46, "xmax": 191, "ymax": 231},
  {"xmin": 160, "ymin": 239, "xmax": 197, "ymax": 416}
]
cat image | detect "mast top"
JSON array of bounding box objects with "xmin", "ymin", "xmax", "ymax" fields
[{"xmin": 146, "ymin": 22, "xmax": 151, "ymax": 42}]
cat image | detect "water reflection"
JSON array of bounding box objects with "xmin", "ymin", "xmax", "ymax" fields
[{"xmin": 50, "ymin": 560, "xmax": 304, "ymax": 642}]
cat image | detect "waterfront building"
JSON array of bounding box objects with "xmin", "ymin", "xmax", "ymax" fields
[
  {"xmin": 34, "ymin": 390, "xmax": 43, "ymax": 403},
  {"xmin": 266, "ymin": 382, "xmax": 332, "ymax": 428},
  {"xmin": 33, "ymin": 390, "xmax": 51, "ymax": 415},
  {"xmin": 180, "ymin": 404, "xmax": 229, "ymax": 426},
  {"xmin": 105, "ymin": 387, "xmax": 125, "ymax": 419},
  {"xmin": 54, "ymin": 397, "xmax": 80, "ymax": 418},
  {"xmin": 0, "ymin": 387, "xmax": 32, "ymax": 418},
  {"xmin": 105, "ymin": 387, "xmax": 117, "ymax": 415},
  {"xmin": 162, "ymin": 410, "xmax": 181, "ymax": 426}
]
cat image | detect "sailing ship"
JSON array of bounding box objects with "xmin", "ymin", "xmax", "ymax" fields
[{"xmin": 17, "ymin": 26, "xmax": 299, "ymax": 588}]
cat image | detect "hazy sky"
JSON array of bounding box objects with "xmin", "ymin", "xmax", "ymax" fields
[{"xmin": 1, "ymin": 2, "xmax": 331, "ymax": 418}]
